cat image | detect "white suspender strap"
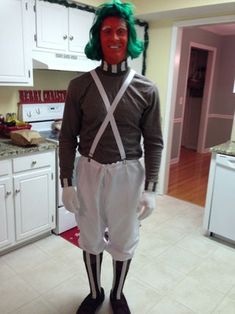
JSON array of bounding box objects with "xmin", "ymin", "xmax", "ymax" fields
[{"xmin": 89, "ymin": 69, "xmax": 135, "ymax": 160}]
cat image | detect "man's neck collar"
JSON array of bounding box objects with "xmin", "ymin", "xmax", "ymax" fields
[{"xmin": 101, "ymin": 60, "xmax": 128, "ymax": 74}]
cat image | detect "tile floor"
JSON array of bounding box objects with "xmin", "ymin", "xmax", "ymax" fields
[{"xmin": 1, "ymin": 195, "xmax": 235, "ymax": 314}]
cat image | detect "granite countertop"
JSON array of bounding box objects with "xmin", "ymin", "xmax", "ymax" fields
[
  {"xmin": 210, "ymin": 140, "xmax": 235, "ymax": 157},
  {"xmin": 0, "ymin": 139, "xmax": 57, "ymax": 159}
]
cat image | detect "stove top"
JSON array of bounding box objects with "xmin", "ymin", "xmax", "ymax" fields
[
  {"xmin": 18, "ymin": 103, "xmax": 65, "ymax": 122},
  {"xmin": 18, "ymin": 102, "xmax": 64, "ymax": 145},
  {"xmin": 40, "ymin": 130, "xmax": 60, "ymax": 143}
]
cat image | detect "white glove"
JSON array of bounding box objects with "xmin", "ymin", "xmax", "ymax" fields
[
  {"xmin": 137, "ymin": 191, "xmax": 156, "ymax": 220},
  {"xmin": 62, "ymin": 186, "xmax": 80, "ymax": 214}
]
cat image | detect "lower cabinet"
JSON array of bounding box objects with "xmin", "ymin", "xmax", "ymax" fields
[
  {"xmin": 0, "ymin": 160, "xmax": 14, "ymax": 249},
  {"xmin": 0, "ymin": 150, "xmax": 56, "ymax": 254}
]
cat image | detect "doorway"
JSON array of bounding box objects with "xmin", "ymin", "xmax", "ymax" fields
[
  {"xmin": 167, "ymin": 41, "xmax": 217, "ymax": 206},
  {"xmin": 182, "ymin": 47, "xmax": 208, "ymax": 151},
  {"xmin": 158, "ymin": 17, "xmax": 235, "ymax": 201},
  {"xmin": 167, "ymin": 45, "xmax": 212, "ymax": 206}
]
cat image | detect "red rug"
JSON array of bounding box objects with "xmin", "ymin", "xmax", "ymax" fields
[{"xmin": 60, "ymin": 227, "xmax": 80, "ymax": 247}]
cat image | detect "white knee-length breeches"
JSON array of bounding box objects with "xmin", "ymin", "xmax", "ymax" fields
[{"xmin": 76, "ymin": 156, "xmax": 145, "ymax": 261}]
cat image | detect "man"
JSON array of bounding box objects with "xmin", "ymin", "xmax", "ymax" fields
[{"xmin": 59, "ymin": 1, "xmax": 163, "ymax": 313}]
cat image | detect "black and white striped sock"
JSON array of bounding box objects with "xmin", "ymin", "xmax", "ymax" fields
[
  {"xmin": 83, "ymin": 251, "xmax": 103, "ymax": 299},
  {"xmin": 112, "ymin": 259, "xmax": 131, "ymax": 300}
]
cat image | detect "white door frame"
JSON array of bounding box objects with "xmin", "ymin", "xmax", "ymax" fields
[
  {"xmin": 158, "ymin": 14, "xmax": 235, "ymax": 195},
  {"xmin": 196, "ymin": 43, "xmax": 217, "ymax": 153}
]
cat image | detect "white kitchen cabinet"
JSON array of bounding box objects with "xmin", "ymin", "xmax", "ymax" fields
[
  {"xmin": 0, "ymin": 0, "xmax": 32, "ymax": 86},
  {"xmin": 35, "ymin": 0, "xmax": 67, "ymax": 51},
  {"xmin": 0, "ymin": 160, "xmax": 14, "ymax": 250},
  {"xmin": 13, "ymin": 152, "xmax": 56, "ymax": 242},
  {"xmin": 35, "ymin": 0, "xmax": 94, "ymax": 55},
  {"xmin": 68, "ymin": 9, "xmax": 94, "ymax": 54},
  {"xmin": 0, "ymin": 150, "xmax": 56, "ymax": 254}
]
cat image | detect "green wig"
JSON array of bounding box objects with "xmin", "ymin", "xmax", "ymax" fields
[{"xmin": 85, "ymin": 0, "xmax": 144, "ymax": 61}]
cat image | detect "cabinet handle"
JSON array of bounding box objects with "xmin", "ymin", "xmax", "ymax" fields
[
  {"xmin": 15, "ymin": 189, "xmax": 20, "ymax": 194},
  {"xmin": 6, "ymin": 191, "xmax": 11, "ymax": 197},
  {"xmin": 63, "ymin": 35, "xmax": 68, "ymax": 40},
  {"xmin": 32, "ymin": 161, "xmax": 37, "ymax": 166},
  {"xmin": 69, "ymin": 35, "xmax": 74, "ymax": 41}
]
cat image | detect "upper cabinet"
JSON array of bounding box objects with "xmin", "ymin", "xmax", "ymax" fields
[
  {"xmin": 68, "ymin": 9, "xmax": 94, "ymax": 54},
  {"xmin": 34, "ymin": 1, "xmax": 94, "ymax": 55},
  {"xmin": 32, "ymin": 0, "xmax": 99, "ymax": 71},
  {"xmin": 35, "ymin": 0, "xmax": 68, "ymax": 51},
  {"xmin": 0, "ymin": 0, "xmax": 148, "ymax": 85},
  {"xmin": 0, "ymin": 0, "xmax": 33, "ymax": 86},
  {"xmin": 33, "ymin": 1, "xmax": 147, "ymax": 74}
]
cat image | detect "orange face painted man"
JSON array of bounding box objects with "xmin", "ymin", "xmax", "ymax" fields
[{"xmin": 100, "ymin": 16, "xmax": 128, "ymax": 64}]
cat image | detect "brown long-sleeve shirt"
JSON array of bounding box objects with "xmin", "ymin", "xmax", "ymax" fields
[{"xmin": 59, "ymin": 61, "xmax": 163, "ymax": 191}]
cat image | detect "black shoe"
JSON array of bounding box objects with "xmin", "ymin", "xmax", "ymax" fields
[
  {"xmin": 76, "ymin": 288, "xmax": 105, "ymax": 314},
  {"xmin": 110, "ymin": 291, "xmax": 131, "ymax": 314}
]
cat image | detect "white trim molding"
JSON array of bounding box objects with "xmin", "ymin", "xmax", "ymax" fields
[
  {"xmin": 173, "ymin": 118, "xmax": 183, "ymax": 123},
  {"xmin": 208, "ymin": 114, "xmax": 234, "ymax": 120}
]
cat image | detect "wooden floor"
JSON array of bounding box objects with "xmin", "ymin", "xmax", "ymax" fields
[{"xmin": 167, "ymin": 147, "xmax": 211, "ymax": 207}]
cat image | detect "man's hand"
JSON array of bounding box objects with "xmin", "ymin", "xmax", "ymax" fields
[
  {"xmin": 137, "ymin": 191, "xmax": 156, "ymax": 220},
  {"xmin": 62, "ymin": 186, "xmax": 80, "ymax": 214}
]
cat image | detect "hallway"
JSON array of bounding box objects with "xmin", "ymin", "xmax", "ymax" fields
[{"xmin": 168, "ymin": 147, "xmax": 211, "ymax": 207}]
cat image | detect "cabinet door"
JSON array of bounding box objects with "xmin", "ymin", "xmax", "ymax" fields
[
  {"xmin": 0, "ymin": 0, "xmax": 32, "ymax": 85},
  {"xmin": 68, "ymin": 8, "xmax": 94, "ymax": 54},
  {"xmin": 36, "ymin": 0, "xmax": 68, "ymax": 51},
  {"xmin": 14, "ymin": 167, "xmax": 55, "ymax": 242},
  {"xmin": 0, "ymin": 177, "xmax": 15, "ymax": 250}
]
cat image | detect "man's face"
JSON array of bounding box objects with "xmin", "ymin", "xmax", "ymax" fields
[{"xmin": 100, "ymin": 16, "xmax": 128, "ymax": 64}]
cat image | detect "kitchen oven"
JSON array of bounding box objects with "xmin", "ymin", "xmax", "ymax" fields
[{"xmin": 18, "ymin": 101, "xmax": 79, "ymax": 234}]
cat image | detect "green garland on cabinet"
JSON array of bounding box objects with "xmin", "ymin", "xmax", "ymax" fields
[
  {"xmin": 135, "ymin": 19, "xmax": 148, "ymax": 76},
  {"xmin": 42, "ymin": 0, "xmax": 95, "ymax": 12},
  {"xmin": 41, "ymin": 0, "xmax": 149, "ymax": 75}
]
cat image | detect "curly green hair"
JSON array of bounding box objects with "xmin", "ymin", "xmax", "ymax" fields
[{"xmin": 85, "ymin": 0, "xmax": 144, "ymax": 61}]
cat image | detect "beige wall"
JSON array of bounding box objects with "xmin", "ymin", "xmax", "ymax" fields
[
  {"xmin": 0, "ymin": 71, "xmax": 78, "ymax": 116},
  {"xmin": 145, "ymin": 20, "xmax": 172, "ymax": 120},
  {"xmin": 73, "ymin": 0, "xmax": 103, "ymax": 7}
]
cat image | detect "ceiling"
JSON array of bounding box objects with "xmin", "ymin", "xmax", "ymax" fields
[
  {"xmin": 136, "ymin": 2, "xmax": 235, "ymax": 26},
  {"xmin": 199, "ymin": 23, "xmax": 235, "ymax": 36},
  {"xmin": 136, "ymin": 3, "xmax": 235, "ymax": 37}
]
